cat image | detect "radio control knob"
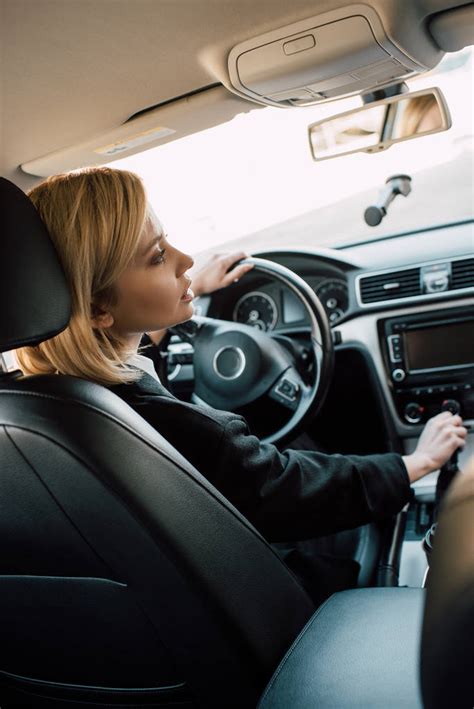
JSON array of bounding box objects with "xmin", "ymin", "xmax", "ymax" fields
[
  {"xmin": 404, "ymin": 402, "xmax": 425, "ymax": 424},
  {"xmin": 392, "ymin": 368, "xmax": 406, "ymax": 382},
  {"xmin": 441, "ymin": 399, "xmax": 461, "ymax": 415}
]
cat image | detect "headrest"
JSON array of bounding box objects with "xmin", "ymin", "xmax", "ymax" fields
[{"xmin": 0, "ymin": 177, "xmax": 71, "ymax": 352}]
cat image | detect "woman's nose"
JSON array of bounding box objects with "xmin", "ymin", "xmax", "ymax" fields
[{"xmin": 178, "ymin": 250, "xmax": 194, "ymax": 275}]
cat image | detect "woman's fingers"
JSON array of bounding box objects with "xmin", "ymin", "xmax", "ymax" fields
[
  {"xmin": 223, "ymin": 261, "xmax": 255, "ymax": 285},
  {"xmin": 220, "ymin": 251, "xmax": 249, "ymax": 270}
]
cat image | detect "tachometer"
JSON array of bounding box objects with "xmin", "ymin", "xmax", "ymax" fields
[
  {"xmin": 233, "ymin": 291, "xmax": 278, "ymax": 331},
  {"xmin": 315, "ymin": 280, "xmax": 349, "ymax": 323}
]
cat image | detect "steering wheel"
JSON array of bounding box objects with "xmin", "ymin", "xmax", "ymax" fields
[{"xmin": 168, "ymin": 257, "xmax": 334, "ymax": 445}]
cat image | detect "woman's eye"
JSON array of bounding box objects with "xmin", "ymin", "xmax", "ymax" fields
[{"xmin": 150, "ymin": 248, "xmax": 166, "ymax": 265}]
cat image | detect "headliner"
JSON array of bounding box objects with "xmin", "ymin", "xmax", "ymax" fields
[{"xmin": 0, "ymin": 0, "xmax": 470, "ymax": 188}]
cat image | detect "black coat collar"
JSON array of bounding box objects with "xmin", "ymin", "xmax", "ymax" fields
[{"xmin": 111, "ymin": 368, "xmax": 175, "ymax": 400}]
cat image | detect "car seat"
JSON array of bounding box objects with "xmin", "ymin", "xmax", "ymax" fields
[{"xmin": 0, "ymin": 176, "xmax": 315, "ymax": 708}]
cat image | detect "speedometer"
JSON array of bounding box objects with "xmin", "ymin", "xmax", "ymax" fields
[
  {"xmin": 315, "ymin": 280, "xmax": 349, "ymax": 323},
  {"xmin": 233, "ymin": 291, "xmax": 278, "ymax": 331}
]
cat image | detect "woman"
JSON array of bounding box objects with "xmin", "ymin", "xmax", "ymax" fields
[{"xmin": 17, "ymin": 167, "xmax": 467, "ymax": 600}]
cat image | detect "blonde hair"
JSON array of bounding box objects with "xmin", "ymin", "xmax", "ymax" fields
[
  {"xmin": 399, "ymin": 94, "xmax": 440, "ymax": 137},
  {"xmin": 16, "ymin": 167, "xmax": 147, "ymax": 385}
]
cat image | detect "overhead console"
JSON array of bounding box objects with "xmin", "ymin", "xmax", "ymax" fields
[
  {"xmin": 227, "ymin": 4, "xmax": 442, "ymax": 107},
  {"xmin": 379, "ymin": 306, "xmax": 474, "ymax": 425}
]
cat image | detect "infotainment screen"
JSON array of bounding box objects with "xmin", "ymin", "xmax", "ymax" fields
[{"xmin": 404, "ymin": 321, "xmax": 474, "ymax": 371}]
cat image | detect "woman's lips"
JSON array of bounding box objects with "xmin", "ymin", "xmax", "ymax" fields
[{"xmin": 181, "ymin": 286, "xmax": 194, "ymax": 302}]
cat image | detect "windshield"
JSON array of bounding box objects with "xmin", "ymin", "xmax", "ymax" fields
[{"xmin": 110, "ymin": 48, "xmax": 473, "ymax": 258}]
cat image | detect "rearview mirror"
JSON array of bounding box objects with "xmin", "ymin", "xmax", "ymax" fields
[{"xmin": 308, "ymin": 88, "xmax": 451, "ymax": 161}]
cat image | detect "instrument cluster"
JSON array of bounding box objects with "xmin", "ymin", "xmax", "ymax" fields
[{"xmin": 231, "ymin": 278, "xmax": 349, "ymax": 331}]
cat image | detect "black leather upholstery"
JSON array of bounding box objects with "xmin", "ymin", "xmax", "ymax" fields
[
  {"xmin": 258, "ymin": 588, "xmax": 424, "ymax": 709},
  {"xmin": 421, "ymin": 466, "xmax": 474, "ymax": 709},
  {"xmin": 0, "ymin": 373, "xmax": 315, "ymax": 707},
  {"xmin": 0, "ymin": 177, "xmax": 315, "ymax": 707},
  {"xmin": 0, "ymin": 177, "xmax": 71, "ymax": 351}
]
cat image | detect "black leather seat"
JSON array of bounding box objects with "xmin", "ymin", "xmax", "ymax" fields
[
  {"xmin": 0, "ymin": 176, "xmax": 315, "ymax": 707},
  {"xmin": 257, "ymin": 586, "xmax": 425, "ymax": 709}
]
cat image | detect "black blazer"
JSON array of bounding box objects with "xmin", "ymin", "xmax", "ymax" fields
[{"xmin": 110, "ymin": 369, "xmax": 412, "ymax": 543}]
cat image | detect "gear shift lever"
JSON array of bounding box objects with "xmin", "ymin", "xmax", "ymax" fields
[
  {"xmin": 435, "ymin": 447, "xmax": 459, "ymax": 509},
  {"xmin": 422, "ymin": 402, "xmax": 462, "ymax": 574},
  {"xmin": 435, "ymin": 399, "xmax": 462, "ymax": 509},
  {"xmin": 422, "ymin": 447, "xmax": 460, "ymax": 572}
]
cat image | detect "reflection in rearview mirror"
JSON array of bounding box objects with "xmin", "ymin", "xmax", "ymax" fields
[
  {"xmin": 310, "ymin": 105, "xmax": 385, "ymax": 158},
  {"xmin": 308, "ymin": 88, "xmax": 451, "ymax": 161},
  {"xmin": 393, "ymin": 94, "xmax": 444, "ymax": 138}
]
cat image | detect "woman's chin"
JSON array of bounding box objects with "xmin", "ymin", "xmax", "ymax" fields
[{"xmin": 174, "ymin": 308, "xmax": 195, "ymax": 326}]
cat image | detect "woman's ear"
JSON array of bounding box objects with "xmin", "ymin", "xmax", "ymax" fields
[{"xmin": 90, "ymin": 303, "xmax": 114, "ymax": 329}]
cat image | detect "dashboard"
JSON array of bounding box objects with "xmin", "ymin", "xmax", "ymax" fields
[
  {"xmin": 192, "ymin": 221, "xmax": 474, "ymax": 492},
  {"xmin": 204, "ymin": 221, "xmax": 473, "ymax": 334}
]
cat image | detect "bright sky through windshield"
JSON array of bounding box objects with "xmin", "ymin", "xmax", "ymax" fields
[{"xmin": 111, "ymin": 49, "xmax": 473, "ymax": 257}]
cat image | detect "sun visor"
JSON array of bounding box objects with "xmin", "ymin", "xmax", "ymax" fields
[
  {"xmin": 227, "ymin": 4, "xmax": 439, "ymax": 107},
  {"xmin": 429, "ymin": 4, "xmax": 474, "ymax": 52},
  {"xmin": 21, "ymin": 86, "xmax": 252, "ymax": 177}
]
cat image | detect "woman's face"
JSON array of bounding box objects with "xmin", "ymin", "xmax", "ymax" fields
[{"xmin": 107, "ymin": 209, "xmax": 194, "ymax": 347}]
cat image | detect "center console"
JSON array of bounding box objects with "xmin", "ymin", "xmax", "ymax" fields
[{"xmin": 379, "ymin": 306, "xmax": 474, "ymax": 424}]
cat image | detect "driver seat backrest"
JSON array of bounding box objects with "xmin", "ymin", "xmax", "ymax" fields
[{"xmin": 0, "ymin": 177, "xmax": 315, "ymax": 708}]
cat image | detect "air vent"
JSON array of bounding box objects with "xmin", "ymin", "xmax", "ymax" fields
[
  {"xmin": 359, "ymin": 268, "xmax": 421, "ymax": 304},
  {"xmin": 451, "ymin": 258, "xmax": 474, "ymax": 290}
]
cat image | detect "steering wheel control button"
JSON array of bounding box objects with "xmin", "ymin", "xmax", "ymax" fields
[
  {"xmin": 213, "ymin": 346, "xmax": 246, "ymax": 380},
  {"xmin": 392, "ymin": 368, "xmax": 406, "ymax": 382},
  {"xmin": 275, "ymin": 377, "xmax": 300, "ymax": 403},
  {"xmin": 404, "ymin": 402, "xmax": 425, "ymax": 424}
]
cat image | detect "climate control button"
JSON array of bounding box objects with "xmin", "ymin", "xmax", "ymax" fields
[
  {"xmin": 441, "ymin": 399, "xmax": 461, "ymax": 415},
  {"xmin": 404, "ymin": 402, "xmax": 425, "ymax": 424}
]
